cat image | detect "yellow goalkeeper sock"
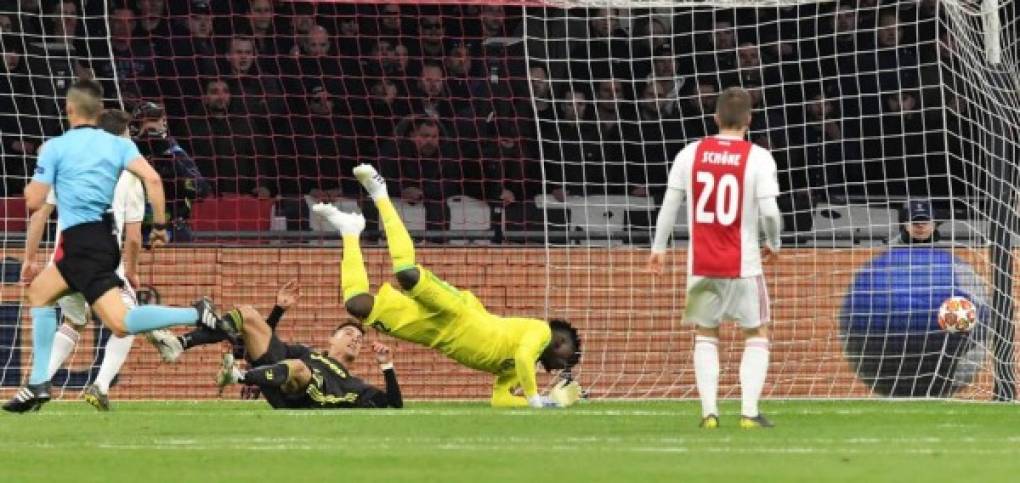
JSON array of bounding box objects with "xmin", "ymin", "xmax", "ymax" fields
[
  {"xmin": 376, "ymin": 197, "xmax": 416, "ymax": 272},
  {"xmin": 341, "ymin": 234, "xmax": 370, "ymax": 302}
]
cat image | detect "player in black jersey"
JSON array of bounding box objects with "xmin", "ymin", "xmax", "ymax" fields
[
  {"xmin": 216, "ymin": 312, "xmax": 402, "ymax": 409},
  {"xmin": 155, "ymin": 280, "xmax": 402, "ymax": 409}
]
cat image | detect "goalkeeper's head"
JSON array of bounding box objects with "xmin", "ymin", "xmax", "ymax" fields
[
  {"xmin": 714, "ymin": 86, "xmax": 753, "ymax": 134},
  {"xmin": 540, "ymin": 319, "xmax": 582, "ymax": 371}
]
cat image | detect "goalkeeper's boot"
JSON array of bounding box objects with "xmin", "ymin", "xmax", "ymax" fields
[
  {"xmin": 739, "ymin": 414, "xmax": 774, "ymax": 429},
  {"xmin": 312, "ymin": 203, "xmax": 365, "ymax": 236},
  {"xmin": 699, "ymin": 414, "xmax": 720, "ymax": 429},
  {"xmin": 215, "ymin": 353, "xmax": 243, "ymax": 396},
  {"xmin": 3, "ymin": 382, "xmax": 51, "ymax": 413},
  {"xmin": 82, "ymin": 384, "xmax": 110, "ymax": 412},
  {"xmin": 146, "ymin": 329, "xmax": 183, "ymax": 363},
  {"xmin": 352, "ymin": 164, "xmax": 388, "ymax": 199},
  {"xmin": 194, "ymin": 297, "xmax": 235, "ymax": 339}
]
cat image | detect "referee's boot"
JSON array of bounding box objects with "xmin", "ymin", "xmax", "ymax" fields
[
  {"xmin": 3, "ymin": 382, "xmax": 51, "ymax": 413},
  {"xmin": 194, "ymin": 297, "xmax": 236, "ymax": 340}
]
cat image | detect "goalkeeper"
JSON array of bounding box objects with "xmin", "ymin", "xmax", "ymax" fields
[{"xmin": 302, "ymin": 164, "xmax": 583, "ymax": 408}]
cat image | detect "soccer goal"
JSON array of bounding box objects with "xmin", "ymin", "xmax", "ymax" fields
[{"xmin": 0, "ymin": 0, "xmax": 1017, "ymax": 402}]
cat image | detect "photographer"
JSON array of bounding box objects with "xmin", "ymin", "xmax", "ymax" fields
[{"xmin": 132, "ymin": 102, "xmax": 211, "ymax": 241}]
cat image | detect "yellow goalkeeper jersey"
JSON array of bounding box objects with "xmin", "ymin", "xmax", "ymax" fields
[{"xmin": 363, "ymin": 280, "xmax": 551, "ymax": 407}]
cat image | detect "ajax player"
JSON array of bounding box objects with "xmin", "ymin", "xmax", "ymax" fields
[
  {"xmin": 647, "ymin": 87, "xmax": 782, "ymax": 429},
  {"xmin": 18, "ymin": 109, "xmax": 178, "ymax": 411}
]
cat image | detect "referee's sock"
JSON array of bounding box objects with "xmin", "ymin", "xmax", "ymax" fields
[
  {"xmin": 28, "ymin": 307, "xmax": 58, "ymax": 385},
  {"xmin": 124, "ymin": 305, "xmax": 199, "ymax": 334}
]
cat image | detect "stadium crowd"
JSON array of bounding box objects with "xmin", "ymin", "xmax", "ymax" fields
[{"xmin": 0, "ymin": 0, "xmax": 973, "ymax": 236}]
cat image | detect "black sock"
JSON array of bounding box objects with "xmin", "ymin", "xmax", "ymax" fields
[
  {"xmin": 179, "ymin": 327, "xmax": 228, "ymax": 350},
  {"xmin": 241, "ymin": 363, "xmax": 289, "ymax": 388}
]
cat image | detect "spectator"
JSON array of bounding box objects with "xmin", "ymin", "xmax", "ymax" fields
[
  {"xmin": 875, "ymin": 89, "xmax": 927, "ymax": 196},
  {"xmin": 99, "ymin": 7, "xmax": 158, "ymax": 99},
  {"xmin": 287, "ymin": 2, "xmax": 317, "ymax": 41},
  {"xmin": 132, "ymin": 101, "xmax": 211, "ymax": 241},
  {"xmin": 370, "ymin": 4, "xmax": 404, "ymax": 41},
  {"xmin": 0, "ymin": 34, "xmax": 43, "ymax": 195},
  {"xmin": 874, "ymin": 9, "xmax": 919, "ymax": 92},
  {"xmin": 795, "ymin": 92, "xmax": 862, "ymax": 199},
  {"xmin": 412, "ymin": 13, "xmax": 447, "ymax": 64},
  {"xmin": 286, "ymin": 84, "xmax": 357, "ymax": 198},
  {"xmin": 184, "ymin": 79, "xmax": 272, "ymax": 196},
  {"xmin": 378, "ymin": 117, "xmax": 462, "ymax": 229},
  {"xmin": 569, "ymin": 8, "xmax": 631, "ymax": 81},
  {"xmin": 222, "ymin": 35, "xmax": 287, "ymax": 120},
  {"xmin": 411, "ymin": 60, "xmax": 456, "ymax": 121},
  {"xmin": 681, "ymin": 79, "xmax": 717, "ymax": 139},
  {"xmin": 478, "ymin": 5, "xmax": 509, "ymax": 39},
  {"xmin": 479, "ymin": 120, "xmax": 542, "ymax": 230},
  {"xmin": 245, "ymin": 0, "xmax": 290, "ymax": 74},
  {"xmin": 350, "ymin": 78, "xmax": 403, "ymax": 159},
  {"xmin": 631, "ymin": 15, "xmax": 672, "ymax": 79},
  {"xmin": 135, "ymin": 0, "xmax": 172, "ymax": 38},
  {"xmin": 24, "ymin": 0, "xmax": 91, "ymax": 125},
  {"xmin": 646, "ymin": 44, "xmax": 685, "ymax": 101},
  {"xmin": 625, "ymin": 81, "xmax": 685, "ymax": 199},
  {"xmin": 593, "ymin": 79, "xmax": 633, "ymax": 195},
  {"xmin": 892, "ymin": 200, "xmax": 940, "ymax": 245},
  {"xmin": 696, "ymin": 19, "xmax": 738, "ymax": 79},
  {"xmin": 543, "ymin": 88, "xmax": 603, "ymax": 201},
  {"xmin": 291, "ymin": 24, "xmax": 342, "ymax": 94},
  {"xmin": 334, "ymin": 12, "xmax": 368, "ymax": 58},
  {"xmin": 171, "ymin": 3, "xmax": 217, "ymax": 103},
  {"xmin": 445, "ymin": 43, "xmax": 478, "ymax": 113}
]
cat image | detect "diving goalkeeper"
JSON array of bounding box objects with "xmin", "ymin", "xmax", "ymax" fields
[{"xmin": 301, "ymin": 164, "xmax": 582, "ymax": 408}]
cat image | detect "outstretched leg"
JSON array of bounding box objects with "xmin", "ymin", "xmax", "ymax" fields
[
  {"xmin": 351, "ymin": 164, "xmax": 419, "ymax": 289},
  {"xmin": 311, "ymin": 202, "xmax": 376, "ymax": 319}
]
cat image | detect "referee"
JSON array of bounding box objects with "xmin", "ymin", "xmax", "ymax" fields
[{"xmin": 5, "ymin": 80, "xmax": 225, "ymax": 413}]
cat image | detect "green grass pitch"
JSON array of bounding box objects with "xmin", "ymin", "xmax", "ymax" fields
[{"xmin": 2, "ymin": 400, "xmax": 1019, "ymax": 482}]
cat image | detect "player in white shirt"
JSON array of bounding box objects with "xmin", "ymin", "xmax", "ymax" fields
[
  {"xmin": 647, "ymin": 87, "xmax": 783, "ymax": 429},
  {"xmin": 20, "ymin": 110, "xmax": 177, "ymax": 410}
]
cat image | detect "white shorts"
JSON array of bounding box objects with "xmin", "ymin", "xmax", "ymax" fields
[
  {"xmin": 57, "ymin": 280, "xmax": 137, "ymax": 327},
  {"xmin": 683, "ymin": 275, "xmax": 770, "ymax": 329}
]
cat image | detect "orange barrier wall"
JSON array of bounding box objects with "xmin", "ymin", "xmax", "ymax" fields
[{"xmin": 0, "ymin": 247, "xmax": 1011, "ymax": 400}]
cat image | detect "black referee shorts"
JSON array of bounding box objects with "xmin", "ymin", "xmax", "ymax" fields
[{"xmin": 54, "ymin": 215, "xmax": 123, "ymax": 305}]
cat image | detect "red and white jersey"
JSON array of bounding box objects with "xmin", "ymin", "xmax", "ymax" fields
[{"xmin": 667, "ymin": 135, "xmax": 780, "ymax": 279}]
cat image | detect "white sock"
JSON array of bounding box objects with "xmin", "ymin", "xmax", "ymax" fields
[
  {"xmin": 46, "ymin": 324, "xmax": 79, "ymax": 380},
  {"xmin": 693, "ymin": 335, "xmax": 720, "ymax": 418},
  {"xmin": 740, "ymin": 337, "xmax": 770, "ymax": 418},
  {"xmin": 95, "ymin": 334, "xmax": 135, "ymax": 393}
]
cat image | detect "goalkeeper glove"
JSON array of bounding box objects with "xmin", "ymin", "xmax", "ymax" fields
[{"xmin": 548, "ymin": 379, "xmax": 583, "ymax": 407}]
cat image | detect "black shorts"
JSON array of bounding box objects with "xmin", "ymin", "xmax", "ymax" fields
[
  {"xmin": 249, "ymin": 336, "xmax": 314, "ymax": 409},
  {"xmin": 248, "ymin": 335, "xmax": 311, "ymax": 367},
  {"xmin": 55, "ymin": 216, "xmax": 122, "ymax": 305}
]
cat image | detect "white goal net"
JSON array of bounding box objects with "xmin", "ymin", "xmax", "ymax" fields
[{"xmin": 522, "ymin": 0, "xmax": 1020, "ymax": 400}]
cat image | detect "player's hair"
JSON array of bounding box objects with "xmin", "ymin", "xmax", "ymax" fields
[
  {"xmin": 334, "ymin": 318, "xmax": 365, "ymax": 335},
  {"xmin": 714, "ymin": 86, "xmax": 753, "ymax": 130},
  {"xmin": 413, "ymin": 117, "xmax": 440, "ymax": 133},
  {"xmin": 67, "ymin": 79, "xmax": 104, "ymax": 119},
  {"xmin": 98, "ymin": 109, "xmax": 132, "ymax": 136},
  {"xmin": 548, "ymin": 319, "xmax": 582, "ymax": 369}
]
